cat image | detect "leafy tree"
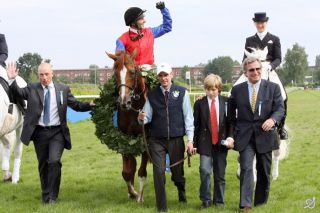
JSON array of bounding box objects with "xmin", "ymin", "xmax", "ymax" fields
[
  {"xmin": 315, "ymin": 55, "xmax": 320, "ymax": 67},
  {"xmin": 16, "ymin": 53, "xmax": 43, "ymax": 82},
  {"xmin": 282, "ymin": 43, "xmax": 308, "ymax": 85},
  {"xmin": 203, "ymin": 56, "xmax": 234, "ymax": 83}
]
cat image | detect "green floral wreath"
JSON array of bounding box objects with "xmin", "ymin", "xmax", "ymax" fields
[{"xmin": 91, "ymin": 70, "xmax": 158, "ymax": 156}]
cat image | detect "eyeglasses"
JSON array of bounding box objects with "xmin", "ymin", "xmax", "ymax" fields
[{"xmin": 248, "ymin": 67, "xmax": 261, "ymax": 72}]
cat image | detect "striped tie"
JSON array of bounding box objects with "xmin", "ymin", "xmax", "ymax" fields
[{"xmin": 251, "ymin": 84, "xmax": 257, "ymax": 113}]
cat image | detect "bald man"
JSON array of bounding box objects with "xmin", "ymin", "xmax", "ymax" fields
[{"xmin": 7, "ymin": 63, "xmax": 95, "ymax": 204}]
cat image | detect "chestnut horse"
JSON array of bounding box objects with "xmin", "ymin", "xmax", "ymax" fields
[{"xmin": 107, "ymin": 50, "xmax": 149, "ymax": 203}]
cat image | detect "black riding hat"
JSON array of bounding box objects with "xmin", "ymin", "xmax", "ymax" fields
[
  {"xmin": 252, "ymin": 12, "xmax": 269, "ymax": 22},
  {"xmin": 124, "ymin": 7, "xmax": 146, "ymax": 26}
]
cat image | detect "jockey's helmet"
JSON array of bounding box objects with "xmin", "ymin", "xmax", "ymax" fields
[{"xmin": 124, "ymin": 7, "xmax": 146, "ymax": 26}]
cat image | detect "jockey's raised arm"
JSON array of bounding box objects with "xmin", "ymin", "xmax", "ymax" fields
[{"xmin": 150, "ymin": 7, "xmax": 172, "ymax": 38}]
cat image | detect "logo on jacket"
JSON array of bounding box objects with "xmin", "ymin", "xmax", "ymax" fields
[
  {"xmin": 267, "ymin": 40, "xmax": 273, "ymax": 44},
  {"xmin": 171, "ymin": 90, "xmax": 180, "ymax": 100}
]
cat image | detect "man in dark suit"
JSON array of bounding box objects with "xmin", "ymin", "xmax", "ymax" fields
[
  {"xmin": 193, "ymin": 74, "xmax": 234, "ymax": 209},
  {"xmin": 6, "ymin": 62, "xmax": 95, "ymax": 204},
  {"xmin": 229, "ymin": 57, "xmax": 284, "ymax": 212},
  {"xmin": 243, "ymin": 12, "xmax": 287, "ymax": 140}
]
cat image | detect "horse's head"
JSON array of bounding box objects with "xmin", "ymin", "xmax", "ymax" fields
[
  {"xmin": 106, "ymin": 49, "xmax": 146, "ymax": 111},
  {"xmin": 244, "ymin": 46, "xmax": 268, "ymax": 61}
]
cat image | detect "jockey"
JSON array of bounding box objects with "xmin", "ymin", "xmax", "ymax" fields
[
  {"xmin": 113, "ymin": 2, "xmax": 172, "ymax": 127},
  {"xmin": 0, "ymin": 33, "xmax": 8, "ymax": 81},
  {"xmin": 243, "ymin": 12, "xmax": 288, "ymax": 140},
  {"xmin": 116, "ymin": 1, "xmax": 172, "ymax": 68}
]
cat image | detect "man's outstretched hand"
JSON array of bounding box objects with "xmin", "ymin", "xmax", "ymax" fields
[{"xmin": 156, "ymin": 2, "xmax": 165, "ymax": 10}]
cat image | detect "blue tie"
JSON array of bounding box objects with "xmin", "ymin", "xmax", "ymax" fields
[{"xmin": 43, "ymin": 86, "xmax": 51, "ymax": 126}]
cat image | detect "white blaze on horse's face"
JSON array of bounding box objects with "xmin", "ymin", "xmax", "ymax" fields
[{"xmin": 119, "ymin": 66, "xmax": 127, "ymax": 103}]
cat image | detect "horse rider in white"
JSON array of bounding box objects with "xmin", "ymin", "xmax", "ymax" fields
[{"xmin": 0, "ymin": 33, "xmax": 26, "ymax": 183}]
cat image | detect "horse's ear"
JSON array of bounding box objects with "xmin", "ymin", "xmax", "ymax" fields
[
  {"xmin": 106, "ymin": 51, "xmax": 117, "ymax": 61},
  {"xmin": 131, "ymin": 48, "xmax": 138, "ymax": 59},
  {"xmin": 244, "ymin": 49, "xmax": 252, "ymax": 58},
  {"xmin": 262, "ymin": 46, "xmax": 268, "ymax": 54}
]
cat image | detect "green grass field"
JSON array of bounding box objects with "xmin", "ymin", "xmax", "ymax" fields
[{"xmin": 1, "ymin": 90, "xmax": 319, "ymax": 212}]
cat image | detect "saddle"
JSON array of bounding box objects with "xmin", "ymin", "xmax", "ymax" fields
[{"xmin": 0, "ymin": 77, "xmax": 26, "ymax": 115}]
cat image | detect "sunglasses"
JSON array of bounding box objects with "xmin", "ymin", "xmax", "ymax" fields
[{"xmin": 248, "ymin": 67, "xmax": 261, "ymax": 72}]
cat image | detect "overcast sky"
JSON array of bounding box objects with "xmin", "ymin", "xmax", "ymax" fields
[{"xmin": 1, "ymin": 0, "xmax": 320, "ymax": 69}]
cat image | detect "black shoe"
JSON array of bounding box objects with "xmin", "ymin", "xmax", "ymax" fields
[
  {"xmin": 178, "ymin": 190, "xmax": 187, "ymax": 203},
  {"xmin": 200, "ymin": 200, "xmax": 212, "ymax": 209},
  {"xmin": 279, "ymin": 128, "xmax": 288, "ymax": 140}
]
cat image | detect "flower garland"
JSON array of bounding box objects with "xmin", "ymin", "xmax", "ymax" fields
[{"xmin": 91, "ymin": 70, "xmax": 158, "ymax": 156}]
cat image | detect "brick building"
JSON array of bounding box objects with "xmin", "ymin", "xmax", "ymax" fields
[{"xmin": 53, "ymin": 65, "xmax": 242, "ymax": 85}]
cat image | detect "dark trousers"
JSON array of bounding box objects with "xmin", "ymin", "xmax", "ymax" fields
[
  {"xmin": 199, "ymin": 146, "xmax": 227, "ymax": 205},
  {"xmin": 239, "ymin": 137, "xmax": 272, "ymax": 208},
  {"xmin": 149, "ymin": 137, "xmax": 185, "ymax": 211},
  {"xmin": 33, "ymin": 126, "xmax": 65, "ymax": 202}
]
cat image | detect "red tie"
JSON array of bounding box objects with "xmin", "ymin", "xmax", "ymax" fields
[{"xmin": 210, "ymin": 99, "xmax": 219, "ymax": 145}]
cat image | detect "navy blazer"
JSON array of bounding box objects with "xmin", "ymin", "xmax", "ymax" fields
[
  {"xmin": 229, "ymin": 79, "xmax": 284, "ymax": 153},
  {"xmin": 193, "ymin": 95, "xmax": 234, "ymax": 156},
  {"xmin": 10, "ymin": 81, "xmax": 92, "ymax": 150}
]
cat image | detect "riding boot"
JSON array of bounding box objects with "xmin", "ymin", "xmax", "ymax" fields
[{"xmin": 278, "ymin": 99, "xmax": 288, "ymax": 140}]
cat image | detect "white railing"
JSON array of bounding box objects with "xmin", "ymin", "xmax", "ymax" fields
[{"xmin": 75, "ymin": 95, "xmax": 99, "ymax": 99}]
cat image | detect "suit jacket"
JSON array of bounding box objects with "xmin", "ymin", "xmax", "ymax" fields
[
  {"xmin": 229, "ymin": 79, "xmax": 284, "ymax": 153},
  {"xmin": 0, "ymin": 34, "xmax": 8, "ymax": 68},
  {"xmin": 193, "ymin": 95, "xmax": 234, "ymax": 156},
  {"xmin": 10, "ymin": 80, "xmax": 92, "ymax": 150},
  {"xmin": 243, "ymin": 32, "xmax": 281, "ymax": 70}
]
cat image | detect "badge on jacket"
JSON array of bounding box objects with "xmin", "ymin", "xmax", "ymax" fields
[
  {"xmin": 267, "ymin": 40, "xmax": 273, "ymax": 44},
  {"xmin": 171, "ymin": 90, "xmax": 180, "ymax": 100}
]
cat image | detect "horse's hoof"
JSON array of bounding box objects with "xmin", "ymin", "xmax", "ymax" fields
[
  {"xmin": 3, "ymin": 176, "xmax": 12, "ymax": 183},
  {"xmin": 12, "ymin": 179, "xmax": 19, "ymax": 184},
  {"xmin": 137, "ymin": 196, "xmax": 144, "ymax": 203},
  {"xmin": 128, "ymin": 193, "xmax": 138, "ymax": 200}
]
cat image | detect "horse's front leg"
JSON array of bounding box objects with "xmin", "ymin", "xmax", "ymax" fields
[
  {"xmin": 122, "ymin": 154, "xmax": 138, "ymax": 199},
  {"xmin": 12, "ymin": 128, "xmax": 23, "ymax": 184},
  {"xmin": 137, "ymin": 151, "xmax": 148, "ymax": 203}
]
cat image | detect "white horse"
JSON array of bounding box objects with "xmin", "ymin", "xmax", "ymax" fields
[
  {"xmin": 234, "ymin": 47, "xmax": 290, "ymax": 181},
  {"xmin": 0, "ymin": 66, "xmax": 26, "ymax": 184}
]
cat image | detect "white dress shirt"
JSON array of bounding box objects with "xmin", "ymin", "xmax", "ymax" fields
[
  {"xmin": 38, "ymin": 82, "xmax": 61, "ymax": 126},
  {"xmin": 257, "ymin": 31, "xmax": 268, "ymax": 40}
]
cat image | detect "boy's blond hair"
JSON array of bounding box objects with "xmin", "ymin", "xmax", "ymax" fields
[{"xmin": 204, "ymin": 74, "xmax": 222, "ymax": 92}]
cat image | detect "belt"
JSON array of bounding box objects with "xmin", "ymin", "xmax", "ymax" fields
[{"xmin": 36, "ymin": 125, "xmax": 61, "ymax": 130}]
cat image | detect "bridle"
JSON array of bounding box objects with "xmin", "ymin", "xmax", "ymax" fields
[{"xmin": 117, "ymin": 63, "xmax": 145, "ymax": 112}]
